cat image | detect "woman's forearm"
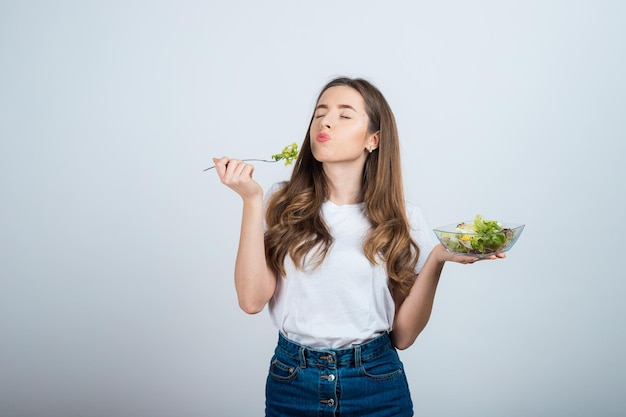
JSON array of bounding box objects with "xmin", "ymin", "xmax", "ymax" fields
[
  {"xmin": 233, "ymin": 196, "xmax": 276, "ymax": 314},
  {"xmin": 390, "ymin": 244, "xmax": 501, "ymax": 349},
  {"xmin": 391, "ymin": 245, "xmax": 446, "ymax": 350}
]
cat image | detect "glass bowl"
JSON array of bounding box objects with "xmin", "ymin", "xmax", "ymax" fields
[{"xmin": 433, "ymin": 222, "xmax": 525, "ymax": 258}]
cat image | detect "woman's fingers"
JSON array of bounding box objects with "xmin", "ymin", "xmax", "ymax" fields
[
  {"xmin": 451, "ymin": 253, "xmax": 505, "ymax": 264},
  {"xmin": 222, "ymin": 159, "xmax": 251, "ymax": 182},
  {"xmin": 231, "ymin": 159, "xmax": 252, "ymax": 177},
  {"xmin": 212, "ymin": 157, "xmax": 231, "ymax": 178},
  {"xmin": 211, "ymin": 157, "xmax": 262, "ymax": 199},
  {"xmin": 212, "ymin": 157, "xmax": 248, "ymax": 181}
]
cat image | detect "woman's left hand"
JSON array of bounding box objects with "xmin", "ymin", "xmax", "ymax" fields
[{"xmin": 432, "ymin": 244, "xmax": 506, "ymax": 264}]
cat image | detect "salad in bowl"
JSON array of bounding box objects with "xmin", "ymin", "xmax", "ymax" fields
[{"xmin": 433, "ymin": 215, "xmax": 525, "ymax": 258}]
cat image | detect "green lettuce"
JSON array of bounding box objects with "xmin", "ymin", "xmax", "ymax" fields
[
  {"xmin": 271, "ymin": 142, "xmax": 299, "ymax": 166},
  {"xmin": 443, "ymin": 215, "xmax": 513, "ymax": 255}
]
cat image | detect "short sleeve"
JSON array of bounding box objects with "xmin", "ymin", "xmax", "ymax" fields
[
  {"xmin": 406, "ymin": 202, "xmax": 438, "ymax": 274},
  {"xmin": 263, "ymin": 181, "xmax": 287, "ymax": 232}
]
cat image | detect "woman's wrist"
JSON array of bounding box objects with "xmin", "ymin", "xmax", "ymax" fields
[
  {"xmin": 431, "ymin": 244, "xmax": 450, "ymax": 264},
  {"xmin": 241, "ymin": 192, "xmax": 264, "ymax": 208}
]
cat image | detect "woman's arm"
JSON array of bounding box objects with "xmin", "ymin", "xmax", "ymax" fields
[
  {"xmin": 390, "ymin": 244, "xmax": 504, "ymax": 350},
  {"xmin": 212, "ymin": 158, "xmax": 277, "ymax": 314}
]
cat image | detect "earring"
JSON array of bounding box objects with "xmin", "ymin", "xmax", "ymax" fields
[{"xmin": 369, "ymin": 147, "xmax": 373, "ymax": 154}]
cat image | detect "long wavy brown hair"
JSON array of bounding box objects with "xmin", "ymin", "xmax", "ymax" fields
[{"xmin": 264, "ymin": 77, "xmax": 420, "ymax": 297}]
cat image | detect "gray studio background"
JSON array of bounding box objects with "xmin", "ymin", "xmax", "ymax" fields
[{"xmin": 1, "ymin": 1, "xmax": 625, "ymax": 416}]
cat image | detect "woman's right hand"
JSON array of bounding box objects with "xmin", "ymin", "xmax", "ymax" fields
[{"xmin": 212, "ymin": 157, "xmax": 263, "ymax": 201}]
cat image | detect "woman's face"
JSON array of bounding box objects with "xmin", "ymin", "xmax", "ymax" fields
[{"xmin": 309, "ymin": 86, "xmax": 378, "ymax": 167}]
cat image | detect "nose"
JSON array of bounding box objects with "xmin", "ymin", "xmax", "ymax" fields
[{"xmin": 319, "ymin": 116, "xmax": 331, "ymax": 130}]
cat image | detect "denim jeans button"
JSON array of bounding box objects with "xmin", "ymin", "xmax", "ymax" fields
[
  {"xmin": 328, "ymin": 374, "xmax": 335, "ymax": 381},
  {"xmin": 327, "ymin": 399, "xmax": 335, "ymax": 407}
]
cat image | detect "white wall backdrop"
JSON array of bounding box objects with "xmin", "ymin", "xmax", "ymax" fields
[{"xmin": 1, "ymin": 1, "xmax": 625, "ymax": 416}]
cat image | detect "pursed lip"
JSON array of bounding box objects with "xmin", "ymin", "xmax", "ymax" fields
[{"xmin": 316, "ymin": 132, "xmax": 331, "ymax": 142}]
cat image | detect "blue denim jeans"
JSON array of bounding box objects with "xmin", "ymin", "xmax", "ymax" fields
[{"xmin": 265, "ymin": 332, "xmax": 413, "ymax": 417}]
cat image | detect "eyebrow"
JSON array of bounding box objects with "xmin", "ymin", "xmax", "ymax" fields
[{"xmin": 315, "ymin": 104, "xmax": 358, "ymax": 112}]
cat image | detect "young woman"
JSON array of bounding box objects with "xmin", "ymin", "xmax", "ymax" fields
[{"xmin": 212, "ymin": 77, "xmax": 504, "ymax": 417}]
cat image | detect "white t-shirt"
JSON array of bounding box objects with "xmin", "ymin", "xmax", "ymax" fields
[{"xmin": 265, "ymin": 183, "xmax": 438, "ymax": 349}]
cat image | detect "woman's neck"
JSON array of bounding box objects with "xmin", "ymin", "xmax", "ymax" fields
[{"xmin": 323, "ymin": 163, "xmax": 364, "ymax": 205}]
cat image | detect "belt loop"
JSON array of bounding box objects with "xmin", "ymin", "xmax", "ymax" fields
[
  {"xmin": 299, "ymin": 346, "xmax": 307, "ymax": 368},
  {"xmin": 354, "ymin": 344, "xmax": 362, "ymax": 368}
]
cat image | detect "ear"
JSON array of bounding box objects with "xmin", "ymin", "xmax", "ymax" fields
[{"xmin": 367, "ymin": 130, "xmax": 380, "ymax": 151}]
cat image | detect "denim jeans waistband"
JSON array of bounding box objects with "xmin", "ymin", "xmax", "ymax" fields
[{"xmin": 276, "ymin": 331, "xmax": 393, "ymax": 369}]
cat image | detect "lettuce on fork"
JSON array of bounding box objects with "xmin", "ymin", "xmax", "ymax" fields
[
  {"xmin": 205, "ymin": 142, "xmax": 299, "ymax": 171},
  {"xmin": 271, "ymin": 142, "xmax": 299, "ymax": 166}
]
